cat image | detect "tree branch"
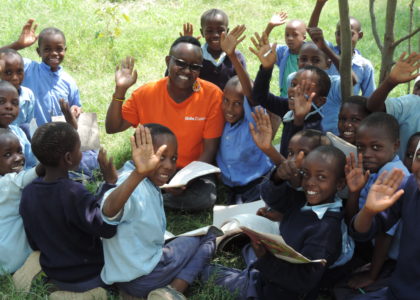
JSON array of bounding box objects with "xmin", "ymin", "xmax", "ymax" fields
[
  {"xmin": 369, "ymin": 0, "xmax": 383, "ymax": 51},
  {"xmin": 393, "ymin": 27, "xmax": 420, "ymax": 48}
]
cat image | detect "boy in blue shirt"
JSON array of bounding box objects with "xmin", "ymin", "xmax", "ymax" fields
[
  {"xmin": 2, "ymin": 19, "xmax": 81, "ymax": 125},
  {"xmin": 100, "ymin": 124, "xmax": 216, "ymax": 299}
]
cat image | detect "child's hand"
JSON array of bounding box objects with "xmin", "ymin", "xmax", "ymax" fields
[
  {"xmin": 220, "ymin": 25, "xmax": 246, "ymax": 57},
  {"xmin": 115, "ymin": 56, "xmax": 138, "ymax": 91},
  {"xmin": 98, "ymin": 147, "xmax": 118, "ymax": 185},
  {"xmin": 388, "ymin": 52, "xmax": 420, "ymax": 85},
  {"xmin": 131, "ymin": 125, "xmax": 167, "ymax": 177},
  {"xmin": 364, "ymin": 169, "xmax": 405, "ymax": 215},
  {"xmin": 179, "ymin": 23, "xmax": 201, "ymax": 40},
  {"xmin": 251, "ymin": 240, "xmax": 267, "ymax": 258},
  {"xmin": 348, "ymin": 271, "xmax": 376, "ymax": 289},
  {"xmin": 268, "ymin": 12, "xmax": 288, "ymax": 28},
  {"xmin": 16, "ymin": 19, "xmax": 38, "ymax": 49},
  {"xmin": 274, "ymin": 151, "xmax": 304, "ymax": 187},
  {"xmin": 307, "ymin": 27, "xmax": 327, "ymax": 50},
  {"xmin": 249, "ymin": 32, "xmax": 277, "ymax": 69},
  {"xmin": 345, "ymin": 153, "xmax": 369, "ymax": 193},
  {"xmin": 70, "ymin": 105, "xmax": 82, "ymax": 119},
  {"xmin": 293, "ymin": 80, "xmax": 317, "ymax": 125},
  {"xmin": 256, "ymin": 206, "xmax": 283, "ymax": 222},
  {"xmin": 59, "ymin": 99, "xmax": 78, "ymax": 130},
  {"xmin": 249, "ymin": 107, "xmax": 272, "ymax": 152}
]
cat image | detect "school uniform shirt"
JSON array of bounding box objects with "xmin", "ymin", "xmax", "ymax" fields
[
  {"xmin": 12, "ymin": 86, "xmax": 35, "ymax": 126},
  {"xmin": 287, "ymin": 71, "xmax": 341, "ymax": 135},
  {"xmin": 385, "ymin": 94, "xmax": 420, "ymax": 159},
  {"xmin": 22, "ymin": 58, "xmax": 81, "ymax": 125},
  {"xmin": 100, "ymin": 161, "xmax": 166, "ymax": 284},
  {"xmin": 350, "ymin": 174, "xmax": 420, "ymax": 300},
  {"xmin": 276, "ymin": 45, "xmax": 301, "ymax": 97},
  {"xmin": 8, "ymin": 125, "xmax": 37, "ymax": 169},
  {"xmin": 200, "ymin": 43, "xmax": 247, "ymax": 90},
  {"xmin": 216, "ymin": 98, "xmax": 273, "ymax": 187},
  {"xmin": 0, "ymin": 168, "xmax": 37, "ymax": 275}
]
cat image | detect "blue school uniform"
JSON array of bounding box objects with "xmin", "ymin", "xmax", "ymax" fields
[
  {"xmin": 216, "ymin": 98, "xmax": 273, "ymax": 188},
  {"xmin": 22, "ymin": 58, "xmax": 81, "ymax": 125},
  {"xmin": 12, "ymin": 86, "xmax": 35, "ymax": 126},
  {"xmin": 276, "ymin": 45, "xmax": 300, "ymax": 97},
  {"xmin": 9, "ymin": 125, "xmax": 37, "ymax": 169}
]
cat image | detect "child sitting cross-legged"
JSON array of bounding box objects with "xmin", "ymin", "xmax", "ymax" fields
[
  {"xmin": 100, "ymin": 124, "xmax": 216, "ymax": 299},
  {"xmin": 202, "ymin": 145, "xmax": 347, "ymax": 299},
  {"xmin": 19, "ymin": 122, "xmax": 118, "ymax": 292},
  {"xmin": 0, "ymin": 129, "xmax": 44, "ymax": 275}
]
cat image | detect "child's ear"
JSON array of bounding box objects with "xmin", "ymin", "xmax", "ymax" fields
[
  {"xmin": 336, "ymin": 177, "xmax": 346, "ymax": 192},
  {"xmin": 200, "ymin": 28, "xmax": 204, "ymax": 36},
  {"xmin": 63, "ymin": 152, "xmax": 73, "ymax": 166},
  {"xmin": 326, "ymin": 58, "xmax": 332, "ymax": 68},
  {"xmin": 226, "ymin": 27, "xmax": 230, "ymax": 34},
  {"xmin": 314, "ymin": 96, "xmax": 327, "ymax": 107},
  {"xmin": 165, "ymin": 56, "xmax": 170, "ymax": 68},
  {"xmin": 358, "ymin": 31, "xmax": 363, "ymax": 40},
  {"xmin": 36, "ymin": 47, "xmax": 41, "ymax": 57},
  {"xmin": 393, "ymin": 139, "xmax": 400, "ymax": 154}
]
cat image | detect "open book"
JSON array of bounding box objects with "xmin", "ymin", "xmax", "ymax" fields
[
  {"xmin": 164, "ymin": 225, "xmax": 224, "ymax": 242},
  {"xmin": 161, "ymin": 161, "xmax": 221, "ymax": 189},
  {"xmin": 217, "ymin": 213, "xmax": 326, "ymax": 265}
]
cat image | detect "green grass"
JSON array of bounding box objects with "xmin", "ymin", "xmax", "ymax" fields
[{"xmin": 0, "ymin": 0, "xmax": 418, "ymax": 298}]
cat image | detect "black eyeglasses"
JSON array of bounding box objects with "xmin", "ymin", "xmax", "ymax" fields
[{"xmin": 170, "ymin": 56, "xmax": 203, "ymax": 73}]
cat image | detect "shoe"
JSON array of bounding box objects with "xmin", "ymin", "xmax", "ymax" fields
[{"xmin": 147, "ymin": 285, "xmax": 187, "ymax": 300}]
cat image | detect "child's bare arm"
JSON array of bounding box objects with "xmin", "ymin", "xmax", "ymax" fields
[
  {"xmin": 367, "ymin": 52, "xmax": 420, "ymax": 112},
  {"xmin": 249, "ymin": 32, "xmax": 277, "ymax": 70},
  {"xmin": 0, "ymin": 19, "xmax": 38, "ymax": 51},
  {"xmin": 59, "ymin": 99, "xmax": 78, "ymax": 130},
  {"xmin": 264, "ymin": 12, "xmax": 288, "ymax": 38},
  {"xmin": 102, "ymin": 125, "xmax": 167, "ymax": 218},
  {"xmin": 354, "ymin": 169, "xmax": 405, "ymax": 234},
  {"xmin": 220, "ymin": 25, "xmax": 252, "ymax": 100},
  {"xmin": 308, "ymin": 0, "xmax": 328, "ymax": 28},
  {"xmin": 106, "ymin": 56, "xmax": 137, "ymax": 134}
]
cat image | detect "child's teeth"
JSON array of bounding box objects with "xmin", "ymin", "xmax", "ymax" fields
[
  {"xmin": 179, "ymin": 75, "xmax": 188, "ymax": 80},
  {"xmin": 307, "ymin": 191, "xmax": 317, "ymax": 195}
]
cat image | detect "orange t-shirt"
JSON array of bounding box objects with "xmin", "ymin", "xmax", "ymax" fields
[{"xmin": 122, "ymin": 77, "xmax": 224, "ymax": 168}]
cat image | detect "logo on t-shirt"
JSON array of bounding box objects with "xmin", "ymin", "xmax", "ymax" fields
[{"xmin": 185, "ymin": 116, "xmax": 206, "ymax": 121}]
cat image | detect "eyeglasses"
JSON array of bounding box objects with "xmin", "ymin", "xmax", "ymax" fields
[{"xmin": 170, "ymin": 56, "xmax": 203, "ymax": 73}]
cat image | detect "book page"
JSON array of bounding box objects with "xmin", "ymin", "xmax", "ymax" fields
[
  {"xmin": 161, "ymin": 161, "xmax": 220, "ymax": 188},
  {"xmin": 326, "ymin": 132, "xmax": 357, "ymax": 159},
  {"xmin": 213, "ymin": 200, "xmax": 265, "ymax": 227}
]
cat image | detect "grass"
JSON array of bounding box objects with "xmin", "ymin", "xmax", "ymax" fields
[{"xmin": 0, "ymin": 0, "xmax": 418, "ymax": 298}]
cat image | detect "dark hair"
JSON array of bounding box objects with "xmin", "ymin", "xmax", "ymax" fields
[
  {"xmin": 296, "ymin": 65, "xmax": 331, "ymax": 97},
  {"xmin": 169, "ymin": 36, "xmax": 201, "ymax": 55},
  {"xmin": 309, "ymin": 145, "xmax": 346, "ymax": 178},
  {"xmin": 0, "ymin": 48, "xmax": 24, "ymax": 64},
  {"xmin": 0, "ymin": 128, "xmax": 19, "ymax": 142},
  {"xmin": 407, "ymin": 132, "xmax": 420, "ymax": 148},
  {"xmin": 336, "ymin": 17, "xmax": 362, "ymax": 32},
  {"xmin": 0, "ymin": 80, "xmax": 18, "ymax": 94},
  {"xmin": 31, "ymin": 122, "xmax": 79, "ymax": 167},
  {"xmin": 38, "ymin": 27, "xmax": 66, "ymax": 47},
  {"xmin": 340, "ymin": 96, "xmax": 370, "ymax": 115},
  {"xmin": 295, "ymin": 129, "xmax": 331, "ymax": 148},
  {"xmin": 200, "ymin": 9, "xmax": 228, "ymax": 28},
  {"xmin": 358, "ymin": 112, "xmax": 400, "ymax": 142},
  {"xmin": 143, "ymin": 123, "xmax": 176, "ymax": 144}
]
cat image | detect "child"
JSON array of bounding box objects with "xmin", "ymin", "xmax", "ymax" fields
[
  {"xmin": 264, "ymin": 13, "xmax": 306, "ymax": 97},
  {"xmin": 349, "ymin": 148, "xmax": 420, "ymax": 299},
  {"xmin": 344, "ymin": 112, "xmax": 409, "ymax": 292},
  {"xmin": 202, "ymin": 145, "xmax": 347, "ymax": 299},
  {"xmin": 2, "ymin": 19, "xmax": 81, "ymax": 125},
  {"xmin": 0, "ymin": 129, "xmax": 44, "ymax": 275},
  {"xmin": 19, "ymin": 122, "xmax": 118, "ymax": 292},
  {"xmin": 100, "ymin": 124, "xmax": 216, "ymax": 299},
  {"xmin": 366, "ymin": 52, "xmax": 420, "ymax": 159},
  {"xmin": 338, "ymin": 96, "xmax": 370, "ymax": 145},
  {"xmin": 250, "ymin": 33, "xmax": 331, "ymax": 158},
  {"xmin": 403, "ymin": 132, "xmax": 420, "ymax": 172},
  {"xmin": 308, "ymin": 0, "xmax": 376, "ymax": 97},
  {"xmin": 0, "ymin": 49, "xmax": 35, "ymax": 129},
  {"xmin": 0, "ymin": 80, "xmax": 37, "ymax": 168}
]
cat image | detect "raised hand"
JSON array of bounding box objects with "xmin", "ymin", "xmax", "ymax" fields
[
  {"xmin": 345, "ymin": 153, "xmax": 369, "ymax": 193},
  {"xmin": 59, "ymin": 99, "xmax": 78, "ymax": 130},
  {"xmin": 179, "ymin": 22, "xmax": 201, "ymax": 40},
  {"xmin": 16, "ymin": 19, "xmax": 38, "ymax": 49},
  {"xmin": 98, "ymin": 147, "xmax": 118, "ymax": 185},
  {"xmin": 274, "ymin": 151, "xmax": 304, "ymax": 187},
  {"xmin": 130, "ymin": 125, "xmax": 167, "ymax": 177},
  {"xmin": 293, "ymin": 79, "xmax": 317, "ymax": 123},
  {"xmin": 249, "ymin": 107, "xmax": 272, "ymax": 152},
  {"xmin": 115, "ymin": 56, "xmax": 138, "ymax": 91},
  {"xmin": 220, "ymin": 24, "xmax": 246, "ymax": 57},
  {"xmin": 307, "ymin": 27, "xmax": 327, "ymax": 50},
  {"xmin": 268, "ymin": 12, "xmax": 288, "ymax": 28},
  {"xmin": 249, "ymin": 32, "xmax": 277, "ymax": 69},
  {"xmin": 388, "ymin": 52, "xmax": 420, "ymax": 85},
  {"xmin": 364, "ymin": 169, "xmax": 405, "ymax": 214}
]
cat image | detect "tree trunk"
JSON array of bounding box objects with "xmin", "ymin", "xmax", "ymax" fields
[
  {"xmin": 379, "ymin": 0, "xmax": 397, "ymax": 83},
  {"xmin": 338, "ymin": 0, "xmax": 353, "ymax": 101}
]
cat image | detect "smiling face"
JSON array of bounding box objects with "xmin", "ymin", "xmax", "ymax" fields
[
  {"xmin": 298, "ymin": 44, "xmax": 330, "ymax": 70},
  {"xmin": 148, "ymin": 133, "xmax": 178, "ymax": 187},
  {"xmin": 166, "ymin": 43, "xmax": 203, "ymax": 91},
  {"xmin": 356, "ymin": 125, "xmax": 399, "ymax": 173},
  {"xmin": 0, "ymin": 54, "xmax": 24, "ymax": 89},
  {"xmin": 288, "ymin": 70, "xmax": 325, "ymax": 111},
  {"xmin": 200, "ymin": 14, "xmax": 228, "ymax": 56},
  {"xmin": 37, "ymin": 33, "xmax": 66, "ymax": 71},
  {"xmin": 222, "ymin": 82, "xmax": 244, "ymax": 124},
  {"xmin": 285, "ymin": 20, "xmax": 306, "ymax": 54},
  {"xmin": 338, "ymin": 102, "xmax": 368, "ymax": 145},
  {"xmin": 301, "ymin": 151, "xmax": 343, "ymax": 205},
  {"xmin": 0, "ymin": 133, "xmax": 25, "ymax": 175},
  {"xmin": 0, "ymin": 85, "xmax": 19, "ymax": 128}
]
